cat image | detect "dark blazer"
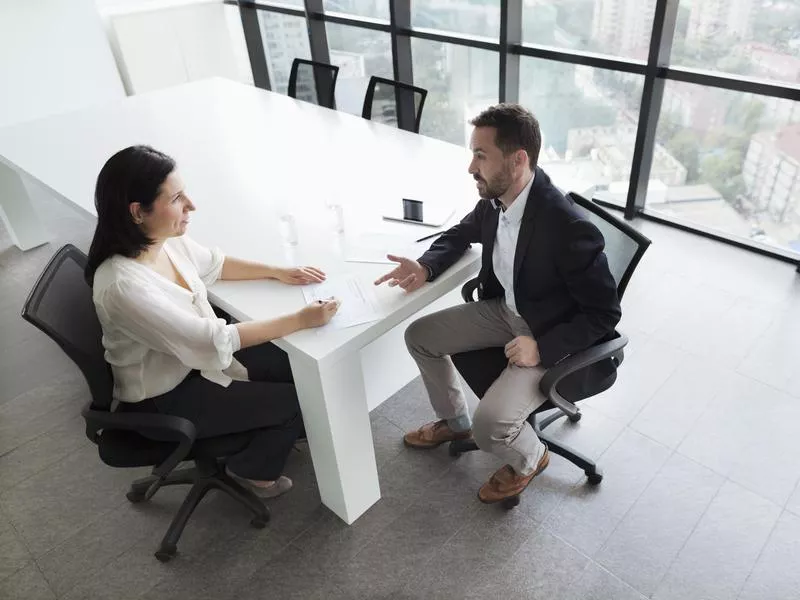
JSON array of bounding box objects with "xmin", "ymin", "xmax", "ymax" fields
[{"xmin": 418, "ymin": 166, "xmax": 621, "ymax": 368}]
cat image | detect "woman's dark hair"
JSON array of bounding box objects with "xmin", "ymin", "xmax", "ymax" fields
[{"xmin": 85, "ymin": 145, "xmax": 176, "ymax": 284}]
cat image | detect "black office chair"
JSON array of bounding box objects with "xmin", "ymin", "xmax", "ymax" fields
[
  {"xmin": 21, "ymin": 245, "xmax": 271, "ymax": 562},
  {"xmin": 288, "ymin": 58, "xmax": 339, "ymax": 109},
  {"xmin": 450, "ymin": 193, "xmax": 651, "ymax": 508},
  {"xmin": 362, "ymin": 75, "xmax": 427, "ymax": 133}
]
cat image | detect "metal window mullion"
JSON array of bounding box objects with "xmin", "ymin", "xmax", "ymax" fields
[
  {"xmin": 304, "ymin": 0, "xmax": 331, "ymax": 65},
  {"xmin": 238, "ymin": 2, "xmax": 271, "ymax": 90},
  {"xmin": 624, "ymin": 0, "xmax": 680, "ymax": 220},
  {"xmin": 390, "ymin": 0, "xmax": 415, "ymax": 130},
  {"xmin": 499, "ymin": 0, "xmax": 521, "ymax": 103}
]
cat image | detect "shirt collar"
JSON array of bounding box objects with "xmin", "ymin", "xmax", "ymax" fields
[{"xmin": 491, "ymin": 171, "xmax": 535, "ymax": 225}]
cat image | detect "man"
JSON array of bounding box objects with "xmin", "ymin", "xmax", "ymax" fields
[{"xmin": 374, "ymin": 104, "xmax": 621, "ymax": 504}]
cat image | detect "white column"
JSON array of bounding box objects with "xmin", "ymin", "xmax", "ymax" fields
[
  {"xmin": 288, "ymin": 349, "xmax": 380, "ymax": 524},
  {"xmin": 0, "ymin": 162, "xmax": 50, "ymax": 251}
]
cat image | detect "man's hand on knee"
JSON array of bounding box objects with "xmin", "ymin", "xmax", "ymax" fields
[{"xmin": 504, "ymin": 336, "xmax": 541, "ymax": 367}]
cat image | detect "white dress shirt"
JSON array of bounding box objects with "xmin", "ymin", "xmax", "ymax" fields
[
  {"xmin": 491, "ymin": 172, "xmax": 535, "ymax": 316},
  {"xmin": 92, "ymin": 235, "xmax": 247, "ymax": 403}
]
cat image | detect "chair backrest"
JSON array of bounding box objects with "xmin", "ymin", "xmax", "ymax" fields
[
  {"xmin": 21, "ymin": 245, "xmax": 114, "ymax": 410},
  {"xmin": 568, "ymin": 192, "xmax": 651, "ymax": 300},
  {"xmin": 288, "ymin": 58, "xmax": 339, "ymax": 109},
  {"xmin": 362, "ymin": 76, "xmax": 427, "ymax": 133}
]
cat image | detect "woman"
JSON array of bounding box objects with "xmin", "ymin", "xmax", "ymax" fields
[{"xmin": 86, "ymin": 145, "xmax": 339, "ymax": 498}]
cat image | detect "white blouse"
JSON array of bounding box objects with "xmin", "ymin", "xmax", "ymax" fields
[{"xmin": 92, "ymin": 235, "xmax": 247, "ymax": 403}]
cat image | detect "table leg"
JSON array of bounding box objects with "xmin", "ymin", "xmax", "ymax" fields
[
  {"xmin": 0, "ymin": 162, "xmax": 50, "ymax": 250},
  {"xmin": 288, "ymin": 350, "xmax": 380, "ymax": 524}
]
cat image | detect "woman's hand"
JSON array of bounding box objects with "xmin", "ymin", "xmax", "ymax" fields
[
  {"xmin": 274, "ymin": 266, "xmax": 326, "ymax": 285},
  {"xmin": 297, "ymin": 298, "xmax": 340, "ymax": 328}
]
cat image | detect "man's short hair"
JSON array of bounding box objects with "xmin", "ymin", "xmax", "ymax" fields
[{"xmin": 470, "ymin": 104, "xmax": 542, "ymax": 169}]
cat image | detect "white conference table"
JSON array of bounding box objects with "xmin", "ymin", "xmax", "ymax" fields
[{"xmin": 0, "ymin": 78, "xmax": 594, "ymax": 524}]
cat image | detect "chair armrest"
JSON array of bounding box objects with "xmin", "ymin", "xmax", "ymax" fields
[
  {"xmin": 461, "ymin": 278, "xmax": 479, "ymax": 303},
  {"xmin": 539, "ymin": 333, "xmax": 628, "ymax": 417},
  {"xmin": 82, "ymin": 404, "xmax": 197, "ymax": 481}
]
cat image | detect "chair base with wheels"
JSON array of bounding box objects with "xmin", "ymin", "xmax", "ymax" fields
[
  {"xmin": 91, "ymin": 417, "xmax": 275, "ymax": 562},
  {"xmin": 449, "ymin": 408, "xmax": 605, "ymax": 509},
  {"xmin": 125, "ymin": 458, "xmax": 269, "ymax": 562}
]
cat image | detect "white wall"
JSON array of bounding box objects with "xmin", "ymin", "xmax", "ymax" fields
[
  {"xmin": 0, "ymin": 0, "xmax": 125, "ymax": 128},
  {"xmin": 99, "ymin": 0, "xmax": 253, "ymax": 95}
]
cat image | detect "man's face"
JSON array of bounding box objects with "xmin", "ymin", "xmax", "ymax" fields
[{"xmin": 468, "ymin": 126, "xmax": 515, "ymax": 200}]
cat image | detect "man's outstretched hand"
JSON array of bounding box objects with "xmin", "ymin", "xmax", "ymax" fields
[{"xmin": 374, "ymin": 254, "xmax": 428, "ymax": 293}]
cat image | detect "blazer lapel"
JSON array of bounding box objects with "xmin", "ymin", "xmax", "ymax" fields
[{"xmin": 513, "ymin": 167, "xmax": 544, "ymax": 283}]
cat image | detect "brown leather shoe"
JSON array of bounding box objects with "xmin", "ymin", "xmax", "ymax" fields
[
  {"xmin": 478, "ymin": 447, "xmax": 550, "ymax": 504},
  {"xmin": 403, "ymin": 420, "xmax": 473, "ymax": 449}
]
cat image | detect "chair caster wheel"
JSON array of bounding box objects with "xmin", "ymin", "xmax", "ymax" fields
[
  {"xmin": 154, "ymin": 545, "xmax": 177, "ymax": 562},
  {"xmin": 568, "ymin": 412, "xmax": 582, "ymax": 423},
  {"xmin": 250, "ymin": 517, "xmax": 267, "ymax": 529},
  {"xmin": 126, "ymin": 490, "xmax": 146, "ymax": 503},
  {"xmin": 502, "ymin": 495, "xmax": 521, "ymax": 510},
  {"xmin": 586, "ymin": 469, "xmax": 603, "ymax": 485},
  {"xmin": 448, "ymin": 443, "xmax": 461, "ymax": 458}
]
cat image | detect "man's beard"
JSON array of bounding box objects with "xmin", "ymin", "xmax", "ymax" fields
[{"xmin": 475, "ymin": 164, "xmax": 514, "ymax": 200}]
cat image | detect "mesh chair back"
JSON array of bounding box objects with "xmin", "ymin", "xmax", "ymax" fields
[
  {"xmin": 288, "ymin": 59, "xmax": 339, "ymax": 109},
  {"xmin": 568, "ymin": 192, "xmax": 651, "ymax": 300},
  {"xmin": 21, "ymin": 245, "xmax": 113, "ymax": 409},
  {"xmin": 362, "ymin": 76, "xmax": 427, "ymax": 133}
]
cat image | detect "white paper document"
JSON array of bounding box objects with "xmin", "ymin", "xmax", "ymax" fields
[
  {"xmin": 301, "ymin": 276, "xmax": 383, "ymax": 329},
  {"xmin": 343, "ymin": 232, "xmax": 428, "ymax": 264}
]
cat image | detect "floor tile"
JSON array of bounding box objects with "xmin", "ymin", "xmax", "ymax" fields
[
  {"xmin": 653, "ymin": 480, "xmax": 781, "ymax": 600},
  {"xmin": 543, "ymin": 429, "xmax": 671, "ymax": 557},
  {"xmin": 596, "ymin": 453, "xmax": 723, "ymax": 596},
  {"xmin": 738, "ymin": 510, "xmax": 800, "ymax": 600}
]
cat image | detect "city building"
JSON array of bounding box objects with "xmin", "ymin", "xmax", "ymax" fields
[
  {"xmin": 591, "ymin": 0, "xmax": 656, "ymax": 58},
  {"xmin": 744, "ymin": 123, "xmax": 800, "ymax": 224},
  {"xmin": 567, "ymin": 122, "xmax": 688, "ymax": 187},
  {"xmin": 686, "ymin": 0, "xmax": 754, "ymax": 44},
  {"xmin": 260, "ymin": 12, "xmax": 310, "ymax": 95}
]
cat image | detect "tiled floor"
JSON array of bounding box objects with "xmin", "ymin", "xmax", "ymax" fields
[{"xmin": 1, "ymin": 191, "xmax": 799, "ymax": 599}]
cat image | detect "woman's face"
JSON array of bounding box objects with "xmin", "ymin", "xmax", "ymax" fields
[{"xmin": 133, "ymin": 171, "xmax": 195, "ymax": 240}]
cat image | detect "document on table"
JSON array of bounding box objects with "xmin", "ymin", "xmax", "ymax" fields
[
  {"xmin": 301, "ymin": 276, "xmax": 383, "ymax": 329},
  {"xmin": 343, "ymin": 232, "xmax": 425, "ymax": 264}
]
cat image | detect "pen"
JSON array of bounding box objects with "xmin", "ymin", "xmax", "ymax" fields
[{"xmin": 415, "ymin": 231, "xmax": 444, "ymax": 243}]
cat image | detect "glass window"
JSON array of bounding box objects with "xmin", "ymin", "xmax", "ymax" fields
[
  {"xmin": 651, "ymin": 82, "xmax": 800, "ymax": 255},
  {"xmin": 672, "ymin": 0, "xmax": 800, "ymax": 85},
  {"xmin": 412, "ymin": 39, "xmax": 499, "ymax": 146},
  {"xmin": 259, "ymin": 12, "xmax": 311, "ymax": 95},
  {"xmin": 412, "ymin": 0, "xmax": 500, "ymax": 40},
  {"xmin": 256, "ymin": 0, "xmax": 304, "ymax": 7},
  {"xmin": 326, "ymin": 24, "xmax": 393, "ymax": 115},
  {"xmin": 518, "ymin": 58, "xmax": 644, "ymax": 198},
  {"xmin": 523, "ymin": 0, "xmax": 656, "ymax": 59},
  {"xmin": 323, "ymin": 0, "xmax": 389, "ymax": 20}
]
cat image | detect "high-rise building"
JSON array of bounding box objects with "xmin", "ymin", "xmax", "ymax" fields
[
  {"xmin": 591, "ymin": 0, "xmax": 656, "ymax": 58},
  {"xmin": 744, "ymin": 124, "xmax": 800, "ymax": 224},
  {"xmin": 259, "ymin": 13, "xmax": 310, "ymax": 95},
  {"xmin": 686, "ymin": 0, "xmax": 754, "ymax": 45}
]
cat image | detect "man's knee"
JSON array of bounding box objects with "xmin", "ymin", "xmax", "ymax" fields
[
  {"xmin": 472, "ymin": 406, "xmax": 522, "ymax": 450},
  {"xmin": 404, "ymin": 313, "xmax": 437, "ymax": 355}
]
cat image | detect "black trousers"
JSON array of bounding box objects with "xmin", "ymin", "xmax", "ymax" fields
[{"xmin": 119, "ymin": 342, "xmax": 302, "ymax": 481}]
